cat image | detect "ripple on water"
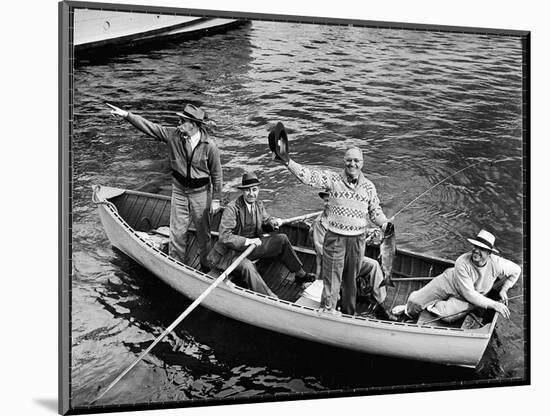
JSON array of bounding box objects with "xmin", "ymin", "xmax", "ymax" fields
[{"xmin": 71, "ymin": 19, "xmax": 525, "ymax": 407}]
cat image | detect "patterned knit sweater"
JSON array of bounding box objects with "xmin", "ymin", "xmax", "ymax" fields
[{"xmin": 287, "ymin": 160, "xmax": 388, "ymax": 236}]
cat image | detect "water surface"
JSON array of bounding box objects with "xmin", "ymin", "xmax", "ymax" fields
[{"xmin": 71, "ymin": 20, "xmax": 525, "ymax": 408}]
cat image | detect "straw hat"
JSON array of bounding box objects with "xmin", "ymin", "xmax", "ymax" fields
[{"xmin": 467, "ymin": 229, "xmax": 499, "ymax": 253}]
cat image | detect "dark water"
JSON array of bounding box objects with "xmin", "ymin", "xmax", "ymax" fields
[{"xmin": 71, "ymin": 21, "xmax": 525, "ymax": 408}]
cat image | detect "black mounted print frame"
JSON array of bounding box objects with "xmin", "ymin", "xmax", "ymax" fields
[{"xmin": 59, "ymin": 1, "xmax": 530, "ymax": 415}]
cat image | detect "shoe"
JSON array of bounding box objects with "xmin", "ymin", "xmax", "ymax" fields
[
  {"xmin": 199, "ymin": 264, "xmax": 211, "ymax": 273},
  {"xmin": 319, "ymin": 307, "xmax": 342, "ymax": 316},
  {"xmin": 294, "ymin": 272, "xmax": 316, "ymax": 285},
  {"xmin": 391, "ymin": 304, "xmax": 407, "ymax": 316},
  {"xmin": 373, "ymin": 305, "xmax": 393, "ymax": 321}
]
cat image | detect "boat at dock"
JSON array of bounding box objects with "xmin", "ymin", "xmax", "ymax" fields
[
  {"xmin": 93, "ymin": 184, "xmax": 499, "ymax": 368},
  {"xmin": 74, "ymin": 9, "xmax": 245, "ymax": 53}
]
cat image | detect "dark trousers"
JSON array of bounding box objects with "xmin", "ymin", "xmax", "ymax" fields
[
  {"xmin": 321, "ymin": 230, "xmax": 366, "ymax": 315},
  {"xmin": 232, "ymin": 233, "xmax": 303, "ymax": 296}
]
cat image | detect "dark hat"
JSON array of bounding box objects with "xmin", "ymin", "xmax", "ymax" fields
[
  {"xmin": 268, "ymin": 122, "xmax": 289, "ymax": 162},
  {"xmin": 318, "ymin": 190, "xmax": 330, "ymax": 199},
  {"xmin": 237, "ymin": 172, "xmax": 261, "ymax": 189},
  {"xmin": 176, "ymin": 104, "xmax": 207, "ymax": 124},
  {"xmin": 467, "ymin": 229, "xmax": 499, "ymax": 253}
]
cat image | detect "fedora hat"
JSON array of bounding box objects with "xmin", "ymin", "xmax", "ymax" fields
[
  {"xmin": 237, "ymin": 172, "xmax": 261, "ymax": 189},
  {"xmin": 175, "ymin": 104, "xmax": 207, "ymax": 124},
  {"xmin": 467, "ymin": 229, "xmax": 499, "ymax": 253},
  {"xmin": 268, "ymin": 122, "xmax": 289, "ymax": 162}
]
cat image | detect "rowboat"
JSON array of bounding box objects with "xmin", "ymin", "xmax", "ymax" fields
[
  {"xmin": 92, "ymin": 185, "xmax": 499, "ymax": 368},
  {"xmin": 74, "ymin": 9, "xmax": 245, "ymax": 53}
]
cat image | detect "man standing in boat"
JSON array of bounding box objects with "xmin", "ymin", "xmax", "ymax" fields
[
  {"xmin": 270, "ymin": 123, "xmax": 392, "ymax": 315},
  {"xmin": 207, "ymin": 172, "xmax": 316, "ymax": 297},
  {"xmin": 310, "ymin": 190, "xmax": 389, "ymax": 316},
  {"xmin": 107, "ymin": 103, "xmax": 222, "ymax": 270},
  {"xmin": 393, "ymin": 229, "xmax": 521, "ymax": 322}
]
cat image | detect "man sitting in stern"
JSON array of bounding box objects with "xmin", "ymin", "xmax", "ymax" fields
[
  {"xmin": 207, "ymin": 172, "xmax": 316, "ymax": 297},
  {"xmin": 392, "ymin": 229, "xmax": 521, "ymax": 322}
]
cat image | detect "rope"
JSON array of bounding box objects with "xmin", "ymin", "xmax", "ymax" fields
[{"xmin": 91, "ymin": 185, "xmax": 118, "ymax": 212}]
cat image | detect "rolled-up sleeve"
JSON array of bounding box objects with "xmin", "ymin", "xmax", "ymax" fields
[{"xmin": 496, "ymin": 256, "xmax": 522, "ymax": 291}]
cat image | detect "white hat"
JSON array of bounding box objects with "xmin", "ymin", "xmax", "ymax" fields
[{"xmin": 467, "ymin": 229, "xmax": 499, "ymax": 253}]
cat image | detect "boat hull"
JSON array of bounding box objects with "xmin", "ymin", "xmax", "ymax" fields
[
  {"xmin": 74, "ymin": 9, "xmax": 244, "ymax": 52},
  {"xmin": 94, "ymin": 186, "xmax": 495, "ymax": 367}
]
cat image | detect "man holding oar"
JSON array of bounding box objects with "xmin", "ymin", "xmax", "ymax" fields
[
  {"xmin": 269, "ymin": 123, "xmax": 392, "ymax": 315},
  {"xmin": 207, "ymin": 172, "xmax": 316, "ymax": 297},
  {"xmin": 107, "ymin": 103, "xmax": 222, "ymax": 270},
  {"xmin": 392, "ymin": 229, "xmax": 521, "ymax": 322}
]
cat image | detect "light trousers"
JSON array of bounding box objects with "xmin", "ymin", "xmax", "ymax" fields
[{"xmin": 169, "ymin": 183, "xmax": 211, "ymax": 267}]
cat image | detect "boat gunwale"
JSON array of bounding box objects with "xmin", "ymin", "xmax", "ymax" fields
[
  {"xmin": 95, "ymin": 185, "xmax": 493, "ymax": 339},
  {"xmin": 110, "ymin": 186, "xmax": 457, "ymax": 267}
]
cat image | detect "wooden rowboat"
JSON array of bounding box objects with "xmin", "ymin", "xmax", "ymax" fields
[{"xmin": 92, "ymin": 185, "xmax": 499, "ymax": 368}]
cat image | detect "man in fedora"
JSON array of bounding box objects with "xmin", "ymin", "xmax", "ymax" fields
[
  {"xmin": 270, "ymin": 123, "xmax": 392, "ymax": 315},
  {"xmin": 107, "ymin": 102, "xmax": 222, "ymax": 269},
  {"xmin": 393, "ymin": 229, "xmax": 521, "ymax": 322},
  {"xmin": 207, "ymin": 172, "xmax": 315, "ymax": 297}
]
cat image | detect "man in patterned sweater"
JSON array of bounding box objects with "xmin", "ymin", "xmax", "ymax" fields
[{"xmin": 279, "ymin": 146, "xmax": 392, "ymax": 315}]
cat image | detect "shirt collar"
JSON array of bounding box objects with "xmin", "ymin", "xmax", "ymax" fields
[{"xmin": 188, "ymin": 130, "xmax": 201, "ymax": 147}]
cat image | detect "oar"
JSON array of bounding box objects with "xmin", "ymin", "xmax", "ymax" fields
[
  {"xmin": 280, "ymin": 211, "xmax": 322, "ymax": 225},
  {"xmin": 422, "ymin": 294, "xmax": 523, "ymax": 325},
  {"xmin": 92, "ymin": 243, "xmax": 258, "ymax": 404}
]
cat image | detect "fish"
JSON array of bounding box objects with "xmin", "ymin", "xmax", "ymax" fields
[{"xmin": 379, "ymin": 223, "xmax": 396, "ymax": 288}]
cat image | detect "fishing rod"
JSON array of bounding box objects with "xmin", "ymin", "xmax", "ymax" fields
[{"xmin": 392, "ymin": 158, "xmax": 514, "ymax": 219}]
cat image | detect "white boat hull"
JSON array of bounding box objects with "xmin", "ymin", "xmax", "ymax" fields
[
  {"xmin": 95, "ymin": 186, "xmax": 494, "ymax": 368},
  {"xmin": 74, "ymin": 9, "xmax": 241, "ymax": 50}
]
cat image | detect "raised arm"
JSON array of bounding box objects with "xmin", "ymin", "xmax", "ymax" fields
[
  {"xmin": 286, "ymin": 159, "xmax": 336, "ymax": 190},
  {"xmin": 106, "ymin": 102, "xmax": 173, "ymax": 142}
]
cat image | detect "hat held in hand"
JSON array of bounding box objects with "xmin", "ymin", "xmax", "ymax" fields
[{"xmin": 268, "ymin": 122, "xmax": 290, "ymax": 164}]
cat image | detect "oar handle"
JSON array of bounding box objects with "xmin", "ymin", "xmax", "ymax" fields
[
  {"xmin": 92, "ymin": 243, "xmax": 257, "ymax": 404},
  {"xmin": 280, "ymin": 211, "xmax": 322, "ymax": 225}
]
